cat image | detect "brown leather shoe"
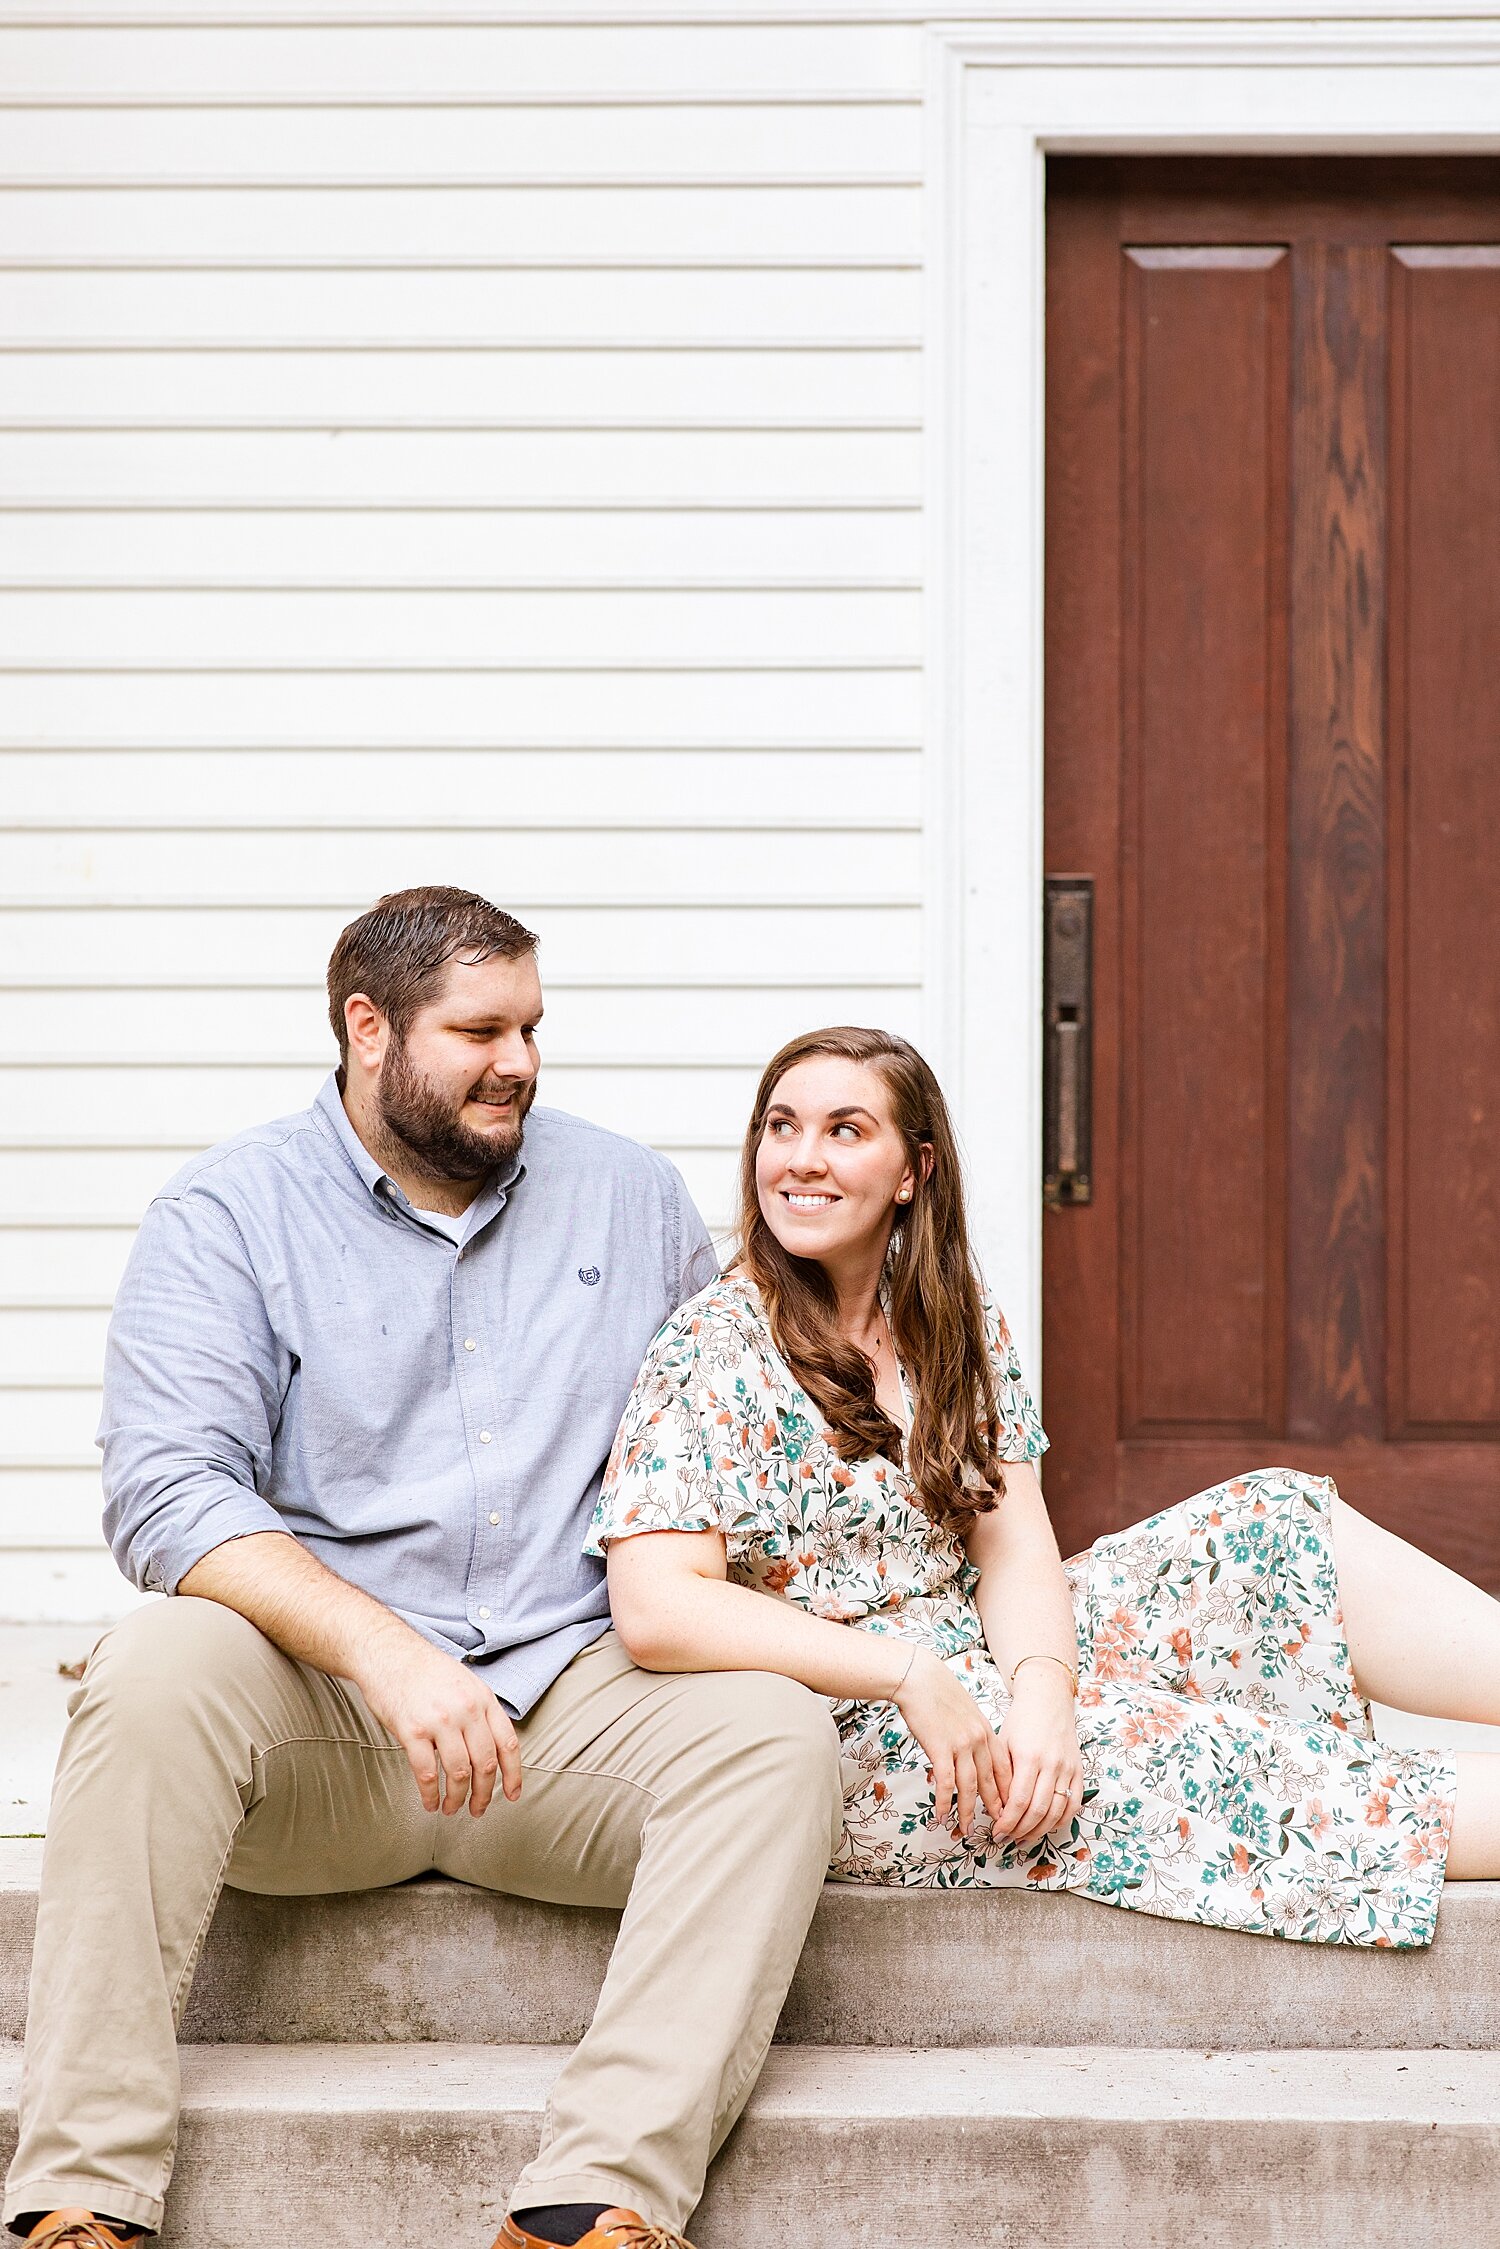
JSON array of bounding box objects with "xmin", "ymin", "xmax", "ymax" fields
[
  {"xmin": 24, "ymin": 2213, "xmax": 144, "ymax": 2249},
  {"xmin": 496, "ymin": 2211, "xmax": 695, "ymax": 2249}
]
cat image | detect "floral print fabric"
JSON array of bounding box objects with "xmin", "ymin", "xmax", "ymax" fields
[{"xmin": 590, "ymin": 1277, "xmax": 1456, "ymax": 1947}]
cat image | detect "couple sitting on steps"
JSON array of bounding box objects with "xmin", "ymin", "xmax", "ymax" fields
[{"xmin": 10, "ymin": 882, "xmax": 1500, "ymax": 2249}]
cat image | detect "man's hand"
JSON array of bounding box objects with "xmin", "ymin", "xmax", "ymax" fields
[
  {"xmin": 178, "ymin": 1530, "xmax": 522, "ymax": 1817},
  {"xmin": 355, "ymin": 1628, "xmax": 522, "ymax": 1817}
]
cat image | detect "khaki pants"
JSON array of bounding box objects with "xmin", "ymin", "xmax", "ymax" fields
[{"xmin": 3, "ymin": 1598, "xmax": 844, "ymax": 2237}]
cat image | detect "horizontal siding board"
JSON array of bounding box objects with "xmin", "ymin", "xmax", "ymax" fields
[
  {"xmin": 0, "ymin": 428, "xmax": 922, "ymax": 500},
  {"xmin": 0, "ymin": 182, "xmax": 921, "ymax": 260},
  {"xmin": 0, "ymin": 101, "xmax": 923, "ymax": 176},
  {"xmin": 0, "ymin": 347, "xmax": 921, "ymax": 420},
  {"xmin": 0, "ymin": 1309, "xmax": 109, "ymax": 1386},
  {"xmin": 0, "ymin": 980, "xmax": 922, "ymax": 1061},
  {"xmin": 1, "ymin": 899, "xmax": 918, "ymax": 980},
  {"xmin": 0, "ymin": 823, "xmax": 917, "ymax": 897},
  {"xmin": 0, "ymin": 1494, "xmax": 109, "ymax": 1558},
  {"xmin": 0, "ymin": 1390, "xmax": 102, "ymax": 1460},
  {"xmin": 0, "ymin": 669, "xmax": 925, "ymax": 735},
  {"xmin": 0, "ymin": 587, "xmax": 921, "ymax": 664},
  {"xmin": 0, "ymin": 1226, "xmax": 137, "ymax": 1296},
  {"xmin": 4, "ymin": 1060, "xmax": 771, "ymax": 1143},
  {"xmin": 3, "ymin": 746, "xmax": 919, "ymax": 820},
  {"xmin": 0, "ymin": 25, "xmax": 924, "ymax": 98},
  {"xmin": 0, "ymin": 266, "xmax": 923, "ymax": 339},
  {"xmin": 0, "ymin": 505, "xmax": 921, "ymax": 574}
]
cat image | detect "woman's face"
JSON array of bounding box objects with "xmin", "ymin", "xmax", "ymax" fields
[{"xmin": 755, "ymin": 1054, "xmax": 917, "ymax": 1267}]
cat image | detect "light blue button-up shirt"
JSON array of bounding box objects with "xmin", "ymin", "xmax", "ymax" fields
[{"xmin": 99, "ymin": 1075, "xmax": 716, "ymax": 1714}]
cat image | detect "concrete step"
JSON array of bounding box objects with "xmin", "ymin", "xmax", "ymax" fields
[
  {"xmin": 3, "ymin": 2039, "xmax": 1497, "ymax": 2248},
  {"xmin": 4, "ymin": 1841, "xmax": 1498, "ymax": 2052}
]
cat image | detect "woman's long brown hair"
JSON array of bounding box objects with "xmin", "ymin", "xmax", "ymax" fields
[{"xmin": 734, "ymin": 1026, "xmax": 1005, "ymax": 1536}]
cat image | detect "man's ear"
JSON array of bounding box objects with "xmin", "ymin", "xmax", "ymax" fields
[{"xmin": 344, "ymin": 992, "xmax": 388, "ymax": 1073}]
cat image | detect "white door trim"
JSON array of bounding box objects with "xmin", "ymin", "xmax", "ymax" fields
[{"xmin": 923, "ymin": 7, "xmax": 1500, "ymax": 1384}]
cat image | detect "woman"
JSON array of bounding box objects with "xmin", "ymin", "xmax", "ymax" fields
[{"xmin": 587, "ymin": 1026, "xmax": 1500, "ymax": 1946}]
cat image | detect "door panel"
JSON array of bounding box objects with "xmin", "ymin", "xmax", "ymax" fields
[
  {"xmin": 1122, "ymin": 244, "xmax": 1288, "ymax": 1438},
  {"xmin": 1044, "ymin": 160, "xmax": 1500, "ymax": 1585},
  {"xmin": 1391, "ymin": 247, "xmax": 1500, "ymax": 1435}
]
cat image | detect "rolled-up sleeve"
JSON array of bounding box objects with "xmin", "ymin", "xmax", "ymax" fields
[{"xmin": 99, "ymin": 1191, "xmax": 293, "ymax": 1593}]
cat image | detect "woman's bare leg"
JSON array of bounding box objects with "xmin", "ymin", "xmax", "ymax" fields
[
  {"xmin": 1331, "ymin": 1495, "xmax": 1500, "ymax": 1720},
  {"xmin": 1447, "ymin": 1755, "xmax": 1500, "ymax": 1877},
  {"xmin": 1331, "ymin": 1497, "xmax": 1500, "ymax": 1876}
]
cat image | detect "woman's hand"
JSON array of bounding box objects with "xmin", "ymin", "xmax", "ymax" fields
[
  {"xmin": 991, "ymin": 1664, "xmax": 1084, "ymax": 1845},
  {"xmin": 893, "ymin": 1648, "xmax": 1007, "ymax": 1836}
]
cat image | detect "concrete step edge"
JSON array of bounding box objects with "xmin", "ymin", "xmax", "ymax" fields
[
  {"xmin": 7, "ymin": 2043, "xmax": 1497, "ymax": 2249},
  {"xmin": 4, "ymin": 2039, "xmax": 1500, "ymax": 2123},
  {"xmin": 5, "ymin": 1845, "xmax": 1500, "ymax": 2051}
]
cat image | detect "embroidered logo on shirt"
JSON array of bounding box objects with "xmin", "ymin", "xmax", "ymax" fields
[{"xmin": 578, "ymin": 1266, "xmax": 601, "ymax": 1286}]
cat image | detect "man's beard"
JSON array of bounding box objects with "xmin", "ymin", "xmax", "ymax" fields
[{"xmin": 373, "ymin": 1036, "xmax": 534, "ymax": 1184}]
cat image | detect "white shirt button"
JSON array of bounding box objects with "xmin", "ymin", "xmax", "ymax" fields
[
  {"xmin": 478, "ymin": 1429, "xmax": 492, "ymax": 1443},
  {"xmin": 489, "ymin": 1511, "xmax": 500, "ymax": 1526},
  {"xmin": 463, "ymin": 1337, "xmax": 477, "ymax": 1352},
  {"xmin": 477, "ymin": 1605, "xmax": 491, "ymax": 1620}
]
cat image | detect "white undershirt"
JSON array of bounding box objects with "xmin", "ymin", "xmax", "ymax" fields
[{"xmin": 410, "ymin": 1204, "xmax": 469, "ymax": 1246}]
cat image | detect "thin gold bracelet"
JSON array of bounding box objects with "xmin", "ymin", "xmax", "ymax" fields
[
  {"xmin": 1009, "ymin": 1652, "xmax": 1079, "ymax": 1698},
  {"xmin": 890, "ymin": 1642, "xmax": 918, "ymax": 1697}
]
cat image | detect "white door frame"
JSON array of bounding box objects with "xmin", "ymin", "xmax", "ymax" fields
[{"xmin": 924, "ymin": 6, "xmax": 1500, "ymax": 1384}]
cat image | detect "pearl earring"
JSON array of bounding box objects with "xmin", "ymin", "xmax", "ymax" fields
[{"xmin": 897, "ymin": 1188, "xmax": 911, "ymax": 1203}]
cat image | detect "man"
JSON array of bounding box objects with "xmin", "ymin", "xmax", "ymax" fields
[{"xmin": 4, "ymin": 886, "xmax": 843, "ymax": 2249}]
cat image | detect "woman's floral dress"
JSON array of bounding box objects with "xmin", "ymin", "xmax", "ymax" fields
[{"xmin": 587, "ymin": 1276, "xmax": 1456, "ymax": 1947}]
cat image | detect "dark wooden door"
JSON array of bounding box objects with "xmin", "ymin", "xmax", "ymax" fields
[{"xmin": 1044, "ymin": 159, "xmax": 1500, "ymax": 1586}]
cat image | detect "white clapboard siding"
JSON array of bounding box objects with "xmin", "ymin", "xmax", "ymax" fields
[
  {"xmin": 3, "ymin": 746, "xmax": 921, "ymax": 823},
  {"xmin": 2, "ymin": 902, "xmax": 920, "ymax": 984},
  {"xmin": 0, "ymin": 430, "xmax": 922, "ymax": 503},
  {"xmin": 1, "ymin": 588, "xmax": 921, "ymax": 665},
  {"xmin": 0, "ymin": 349, "xmax": 923, "ymax": 421},
  {"xmin": 0, "ymin": 672, "xmax": 925, "ymax": 741},
  {"xmin": 0, "ymin": 268, "xmax": 924, "ymax": 343},
  {"xmin": 0, "ymin": 1309, "xmax": 111, "ymax": 1390},
  {"xmin": 0, "ymin": 104, "xmax": 924, "ymax": 179},
  {"xmin": 0, "ymin": 1225, "xmax": 140, "ymax": 1300},
  {"xmin": 1, "ymin": 822, "xmax": 916, "ymax": 898},
  {"xmin": 0, "ymin": 507, "xmax": 921, "ymax": 578},
  {"xmin": 0, "ymin": 25, "xmax": 922, "ymax": 98},
  {"xmin": 0, "ymin": 1468, "xmax": 109, "ymax": 1546},
  {"xmin": 0, "ymin": 1391, "xmax": 101, "ymax": 1464},
  {"xmin": 0, "ymin": 3, "xmax": 925, "ymax": 1619},
  {"xmin": 0, "ymin": 186, "xmax": 922, "ymax": 261}
]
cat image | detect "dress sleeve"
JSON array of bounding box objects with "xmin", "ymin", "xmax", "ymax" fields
[
  {"xmin": 586, "ymin": 1300, "xmax": 780, "ymax": 1559},
  {"xmin": 983, "ymin": 1293, "xmax": 1049, "ymax": 1464}
]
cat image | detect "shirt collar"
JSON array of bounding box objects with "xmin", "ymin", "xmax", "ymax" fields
[{"xmin": 312, "ymin": 1072, "xmax": 526, "ymax": 1234}]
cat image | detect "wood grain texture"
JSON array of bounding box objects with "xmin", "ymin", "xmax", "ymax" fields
[
  {"xmin": 1120, "ymin": 244, "xmax": 1288, "ymax": 1436},
  {"xmin": 1046, "ymin": 160, "xmax": 1500, "ymax": 1583},
  {"xmin": 1287, "ymin": 242, "xmax": 1386, "ymax": 1443},
  {"xmin": 1390, "ymin": 245, "xmax": 1500, "ymax": 1433}
]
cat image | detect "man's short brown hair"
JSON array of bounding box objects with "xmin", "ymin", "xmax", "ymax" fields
[{"xmin": 327, "ymin": 886, "xmax": 539, "ymax": 1066}]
